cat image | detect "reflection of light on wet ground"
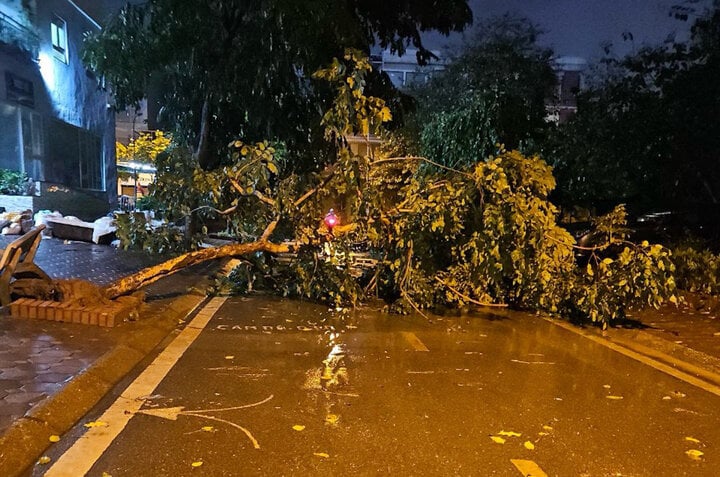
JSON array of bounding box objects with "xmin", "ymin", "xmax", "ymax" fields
[{"xmin": 302, "ymin": 331, "xmax": 356, "ymax": 398}]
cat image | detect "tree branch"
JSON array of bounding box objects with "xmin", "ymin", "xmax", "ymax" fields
[
  {"xmin": 103, "ymin": 240, "xmax": 291, "ymax": 299},
  {"xmin": 190, "ymin": 205, "xmax": 238, "ymax": 216},
  {"xmin": 293, "ymin": 164, "xmax": 338, "ymax": 209},
  {"xmin": 371, "ymin": 156, "xmax": 473, "ymax": 177},
  {"xmin": 434, "ymin": 277, "xmax": 508, "ymax": 308}
]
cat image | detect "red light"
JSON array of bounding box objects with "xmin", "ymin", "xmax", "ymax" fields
[{"xmin": 324, "ymin": 209, "xmax": 338, "ymax": 230}]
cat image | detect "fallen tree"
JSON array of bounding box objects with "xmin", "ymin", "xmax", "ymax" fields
[{"xmin": 96, "ymin": 51, "xmax": 677, "ymax": 328}]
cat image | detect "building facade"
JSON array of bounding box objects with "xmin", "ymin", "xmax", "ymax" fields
[{"xmin": 0, "ymin": 0, "xmax": 115, "ymax": 219}]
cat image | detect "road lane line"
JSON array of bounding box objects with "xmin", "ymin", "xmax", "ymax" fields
[
  {"xmin": 511, "ymin": 459, "xmax": 549, "ymax": 477},
  {"xmin": 401, "ymin": 331, "xmax": 429, "ymax": 351},
  {"xmin": 45, "ymin": 296, "xmax": 227, "ymax": 477},
  {"xmin": 548, "ymin": 318, "xmax": 720, "ymax": 398}
]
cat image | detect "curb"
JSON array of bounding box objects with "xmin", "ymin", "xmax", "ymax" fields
[{"xmin": 0, "ymin": 289, "xmax": 208, "ymax": 477}]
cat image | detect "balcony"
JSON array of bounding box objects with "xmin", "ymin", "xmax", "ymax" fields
[{"xmin": 0, "ymin": 10, "xmax": 39, "ymax": 61}]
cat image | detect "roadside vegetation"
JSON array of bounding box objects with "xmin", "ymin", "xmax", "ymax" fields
[{"xmin": 85, "ymin": 1, "xmax": 720, "ymax": 328}]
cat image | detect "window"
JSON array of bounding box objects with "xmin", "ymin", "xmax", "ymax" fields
[
  {"xmin": 50, "ymin": 15, "xmax": 67, "ymax": 63},
  {"xmin": 5, "ymin": 72, "xmax": 35, "ymax": 107},
  {"xmin": 47, "ymin": 120, "xmax": 105, "ymax": 191}
]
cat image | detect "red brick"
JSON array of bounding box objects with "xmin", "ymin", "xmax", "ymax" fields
[
  {"xmin": 27, "ymin": 300, "xmax": 40, "ymax": 319},
  {"xmin": 43, "ymin": 304, "xmax": 55, "ymax": 321},
  {"xmin": 57, "ymin": 303, "xmax": 70, "ymax": 322},
  {"xmin": 37, "ymin": 301, "xmax": 49, "ymax": 320},
  {"xmin": 18, "ymin": 298, "xmax": 32, "ymax": 319},
  {"xmin": 9, "ymin": 300, "xmax": 21, "ymax": 318},
  {"xmin": 72, "ymin": 308, "xmax": 82, "ymax": 324},
  {"xmin": 105, "ymin": 312, "xmax": 116, "ymax": 327}
]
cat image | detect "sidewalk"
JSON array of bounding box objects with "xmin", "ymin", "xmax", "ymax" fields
[{"xmin": 0, "ymin": 236, "xmax": 215, "ymax": 475}]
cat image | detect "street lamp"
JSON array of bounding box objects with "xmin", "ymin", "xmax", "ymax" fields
[{"xmin": 324, "ymin": 209, "xmax": 338, "ymax": 231}]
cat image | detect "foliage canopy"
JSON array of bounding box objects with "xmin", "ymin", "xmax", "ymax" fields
[
  {"xmin": 549, "ymin": 2, "xmax": 720, "ymax": 213},
  {"xmin": 83, "ymin": 0, "xmax": 472, "ymax": 169},
  {"xmin": 405, "ymin": 15, "xmax": 557, "ymax": 169}
]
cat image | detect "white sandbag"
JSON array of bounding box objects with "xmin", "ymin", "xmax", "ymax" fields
[{"xmin": 92, "ymin": 216, "xmax": 117, "ymax": 244}]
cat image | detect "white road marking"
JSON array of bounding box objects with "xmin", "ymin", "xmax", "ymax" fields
[
  {"xmin": 511, "ymin": 459, "xmax": 549, "ymax": 477},
  {"xmin": 135, "ymin": 394, "xmax": 274, "ymax": 449},
  {"xmin": 401, "ymin": 331, "xmax": 429, "ymax": 351},
  {"xmin": 45, "ymin": 297, "xmax": 226, "ymax": 477}
]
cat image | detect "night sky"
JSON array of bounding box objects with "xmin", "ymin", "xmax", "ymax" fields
[
  {"xmin": 75, "ymin": 0, "xmax": 707, "ymax": 61},
  {"xmin": 454, "ymin": 0, "xmax": 705, "ymax": 59}
]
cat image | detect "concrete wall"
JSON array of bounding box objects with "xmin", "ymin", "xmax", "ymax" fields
[
  {"xmin": 0, "ymin": 0, "xmax": 116, "ymax": 211},
  {"xmin": 0, "ymin": 182, "xmax": 111, "ymax": 221}
]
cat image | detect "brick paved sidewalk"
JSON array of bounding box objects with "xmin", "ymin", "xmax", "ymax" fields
[
  {"xmin": 0, "ymin": 235, "xmax": 167, "ymax": 286},
  {"xmin": 0, "ymin": 236, "xmax": 176, "ymax": 437}
]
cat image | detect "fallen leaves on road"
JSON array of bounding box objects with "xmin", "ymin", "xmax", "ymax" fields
[
  {"xmin": 686, "ymin": 449, "xmax": 704, "ymax": 460},
  {"xmin": 84, "ymin": 421, "xmax": 108, "ymax": 428},
  {"xmin": 49, "ymin": 435, "xmax": 60, "ymax": 443},
  {"xmin": 498, "ymin": 430, "xmax": 522, "ymax": 437},
  {"xmin": 524, "ymin": 441, "xmax": 535, "ymax": 450},
  {"xmin": 605, "ymin": 395, "xmax": 624, "ymax": 400},
  {"xmin": 191, "ymin": 461, "xmax": 204, "ymax": 467},
  {"xmin": 37, "ymin": 456, "xmax": 51, "ymax": 465},
  {"xmin": 314, "ymin": 452, "xmax": 330, "ymax": 458},
  {"xmin": 293, "ymin": 425, "xmax": 306, "ymax": 431},
  {"xmin": 685, "ymin": 436, "xmax": 701, "ymax": 444},
  {"xmin": 325, "ymin": 414, "xmax": 339, "ymax": 425},
  {"xmin": 202, "ymin": 426, "xmax": 215, "ymax": 432},
  {"xmin": 225, "ymin": 355, "xmax": 234, "ymax": 359},
  {"xmin": 490, "ymin": 436, "xmax": 506, "ymax": 444}
]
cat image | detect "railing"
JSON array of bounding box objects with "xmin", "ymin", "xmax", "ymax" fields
[
  {"xmin": 0, "ymin": 10, "xmax": 39, "ymax": 60},
  {"xmin": 118, "ymin": 195, "xmax": 136, "ymax": 212}
]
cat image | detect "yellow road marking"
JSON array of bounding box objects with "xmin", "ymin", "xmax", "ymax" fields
[
  {"xmin": 401, "ymin": 331, "xmax": 429, "ymax": 351},
  {"xmin": 548, "ymin": 318, "xmax": 720, "ymax": 398},
  {"xmin": 511, "ymin": 459, "xmax": 549, "ymax": 477}
]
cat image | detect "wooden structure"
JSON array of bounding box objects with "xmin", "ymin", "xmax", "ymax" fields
[{"xmin": 0, "ymin": 225, "xmax": 52, "ymax": 306}]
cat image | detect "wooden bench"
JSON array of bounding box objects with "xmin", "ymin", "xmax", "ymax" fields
[{"xmin": 0, "ymin": 225, "xmax": 51, "ymax": 306}]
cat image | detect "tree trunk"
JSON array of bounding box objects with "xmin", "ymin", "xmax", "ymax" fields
[
  {"xmin": 195, "ymin": 94, "xmax": 213, "ymax": 169},
  {"xmin": 103, "ymin": 240, "xmax": 291, "ymax": 300}
]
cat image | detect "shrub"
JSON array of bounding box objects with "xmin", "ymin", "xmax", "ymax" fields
[{"xmin": 0, "ymin": 169, "xmax": 30, "ymax": 195}]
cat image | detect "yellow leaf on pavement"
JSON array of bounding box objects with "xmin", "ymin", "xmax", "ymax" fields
[
  {"xmin": 38, "ymin": 456, "xmax": 51, "ymax": 465},
  {"xmin": 606, "ymin": 395, "xmax": 624, "ymax": 400},
  {"xmin": 225, "ymin": 356, "xmax": 234, "ymax": 360},
  {"xmin": 84, "ymin": 421, "xmax": 108, "ymax": 428},
  {"xmin": 685, "ymin": 436, "xmax": 701, "ymax": 444},
  {"xmin": 686, "ymin": 449, "xmax": 704, "ymax": 460},
  {"xmin": 524, "ymin": 441, "xmax": 535, "ymax": 450},
  {"xmin": 191, "ymin": 461, "xmax": 204, "ymax": 467},
  {"xmin": 498, "ymin": 430, "xmax": 521, "ymax": 437},
  {"xmin": 49, "ymin": 435, "xmax": 60, "ymax": 443},
  {"xmin": 293, "ymin": 425, "xmax": 306, "ymax": 431},
  {"xmin": 542, "ymin": 425, "xmax": 553, "ymax": 431},
  {"xmin": 202, "ymin": 426, "xmax": 214, "ymax": 432},
  {"xmin": 314, "ymin": 452, "xmax": 330, "ymax": 458},
  {"xmin": 490, "ymin": 436, "xmax": 506, "ymax": 444},
  {"xmin": 325, "ymin": 414, "xmax": 339, "ymax": 425}
]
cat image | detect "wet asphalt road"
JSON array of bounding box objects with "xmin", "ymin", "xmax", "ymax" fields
[{"xmin": 34, "ymin": 296, "xmax": 720, "ymax": 476}]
